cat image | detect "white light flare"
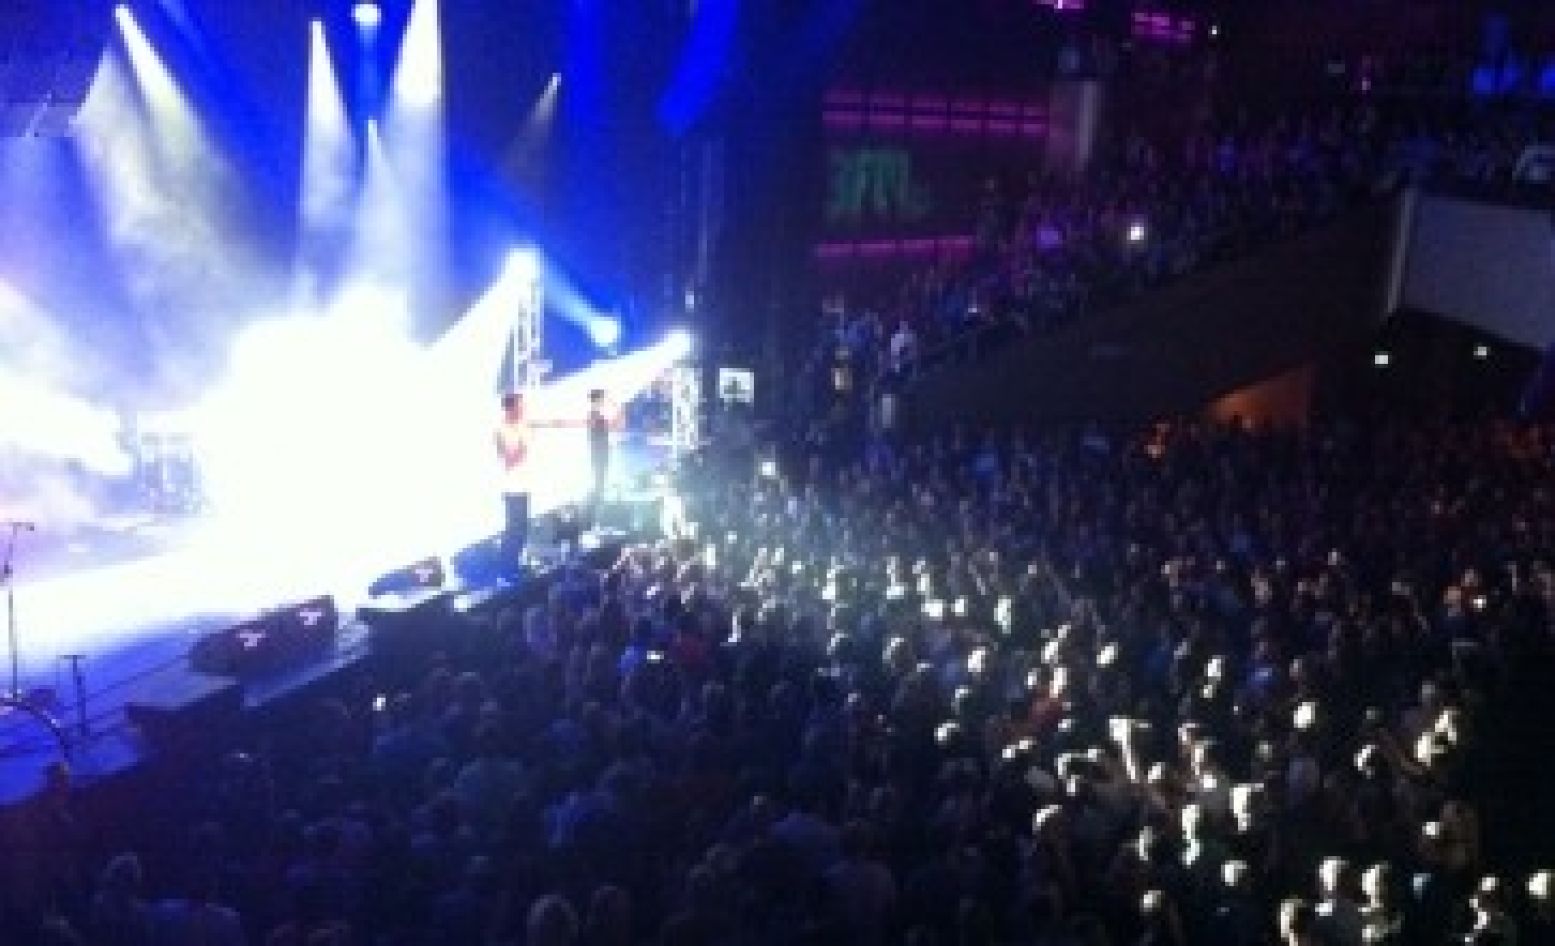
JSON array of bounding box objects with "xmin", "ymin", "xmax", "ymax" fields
[
  {"xmin": 505, "ymin": 247, "xmax": 541, "ymax": 285},
  {"xmin": 192, "ymin": 290, "xmax": 416, "ymax": 538},
  {"xmin": 0, "ymin": 371, "xmax": 130, "ymax": 477},
  {"xmin": 666, "ymin": 327, "xmax": 694, "ymax": 358},
  {"xmin": 193, "ymin": 259, "xmax": 545, "ymax": 576},
  {"xmin": 0, "ymin": 282, "xmax": 131, "ymax": 480}
]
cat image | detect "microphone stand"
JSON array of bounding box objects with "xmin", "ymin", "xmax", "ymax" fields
[{"xmin": 2, "ymin": 523, "xmax": 23, "ymax": 699}]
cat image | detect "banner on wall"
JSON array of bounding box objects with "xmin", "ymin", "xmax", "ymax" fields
[{"xmin": 817, "ymin": 90, "xmax": 1049, "ymax": 263}]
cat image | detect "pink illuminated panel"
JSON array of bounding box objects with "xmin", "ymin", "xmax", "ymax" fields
[
  {"xmin": 823, "ymin": 89, "xmax": 1048, "ymax": 139},
  {"xmin": 1132, "ymin": 9, "xmax": 1197, "ymax": 46}
]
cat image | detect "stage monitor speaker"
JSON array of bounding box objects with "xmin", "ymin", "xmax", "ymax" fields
[
  {"xmin": 190, "ymin": 596, "xmax": 340, "ymax": 679},
  {"xmin": 125, "ymin": 668, "xmax": 243, "ymax": 754},
  {"xmin": 451, "ymin": 536, "xmax": 505, "ymax": 589},
  {"xmin": 368, "ymin": 556, "xmax": 445, "ymax": 598},
  {"xmin": 0, "ymin": 0, "xmax": 111, "ymax": 138}
]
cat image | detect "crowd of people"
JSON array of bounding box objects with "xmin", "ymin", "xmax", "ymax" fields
[
  {"xmin": 809, "ymin": 98, "xmax": 1555, "ymax": 401},
  {"xmin": 8, "ymin": 415, "xmax": 1554, "ymax": 945}
]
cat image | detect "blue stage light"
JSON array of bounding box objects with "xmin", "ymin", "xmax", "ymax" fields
[
  {"xmin": 588, "ymin": 318, "xmax": 622, "ymax": 350},
  {"xmin": 353, "ymin": 1, "xmax": 381, "ymax": 31}
]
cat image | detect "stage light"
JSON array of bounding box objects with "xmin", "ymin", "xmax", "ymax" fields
[
  {"xmin": 1473, "ymin": 344, "xmax": 1490, "ymax": 360},
  {"xmin": 1126, "ymin": 221, "xmax": 1148, "ymax": 244},
  {"xmin": 529, "ymin": 73, "xmax": 561, "ymax": 126},
  {"xmin": 506, "ymin": 70, "xmax": 561, "ymax": 171},
  {"xmin": 667, "ymin": 328, "xmax": 694, "ymax": 357},
  {"xmin": 588, "ymin": 317, "xmax": 622, "ymax": 350},
  {"xmin": 353, "ymin": 1, "xmax": 382, "ymax": 31},
  {"xmin": 506, "ymin": 248, "xmax": 541, "ymax": 284},
  {"xmin": 1373, "ymin": 351, "xmax": 1391, "ymax": 368}
]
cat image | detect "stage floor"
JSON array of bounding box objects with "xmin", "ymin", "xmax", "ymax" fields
[{"xmin": 0, "ymin": 435, "xmax": 669, "ymax": 805}]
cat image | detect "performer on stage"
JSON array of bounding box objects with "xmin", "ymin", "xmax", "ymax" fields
[
  {"xmin": 494, "ymin": 391, "xmax": 531, "ymax": 573},
  {"xmin": 529, "ymin": 388, "xmax": 623, "ymax": 520},
  {"xmin": 586, "ymin": 388, "xmax": 617, "ymax": 508},
  {"xmin": 497, "ymin": 390, "xmax": 622, "ymax": 566}
]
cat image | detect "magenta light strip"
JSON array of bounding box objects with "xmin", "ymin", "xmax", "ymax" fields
[
  {"xmin": 824, "ymin": 115, "xmax": 1046, "ymax": 139},
  {"xmin": 1131, "ymin": 11, "xmax": 1197, "ymax": 45},
  {"xmin": 815, "ymin": 235, "xmax": 977, "ymax": 262},
  {"xmin": 909, "ymin": 114, "xmax": 950, "ymax": 131},
  {"xmin": 824, "ymin": 89, "xmax": 1050, "ymax": 139},
  {"xmin": 826, "ymin": 89, "xmax": 1049, "ymax": 119},
  {"xmin": 867, "ymin": 113, "xmax": 909, "ymax": 131}
]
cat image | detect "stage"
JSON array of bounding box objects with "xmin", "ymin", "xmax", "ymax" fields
[{"xmin": 0, "ymin": 433, "xmax": 670, "ymax": 806}]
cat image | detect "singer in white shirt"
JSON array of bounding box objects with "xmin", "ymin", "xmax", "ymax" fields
[{"xmin": 494, "ymin": 391, "xmax": 532, "ymax": 574}]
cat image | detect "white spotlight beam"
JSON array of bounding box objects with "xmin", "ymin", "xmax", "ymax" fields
[
  {"xmin": 112, "ymin": 5, "xmax": 209, "ymax": 173},
  {"xmin": 84, "ymin": 3, "xmax": 250, "ymax": 327},
  {"xmin": 343, "ymin": 120, "xmax": 413, "ymax": 283},
  {"xmin": 533, "ymin": 334, "xmax": 691, "ymax": 414},
  {"xmin": 502, "ymin": 75, "xmax": 560, "ymax": 186},
  {"xmin": 380, "ymin": 0, "xmax": 447, "ymax": 305},
  {"xmin": 523, "ymin": 74, "xmax": 560, "ymax": 139},
  {"xmin": 300, "ymin": 21, "xmax": 354, "ymax": 240},
  {"xmin": 388, "ymin": 0, "xmax": 443, "ymax": 113},
  {"xmin": 427, "ymin": 256, "xmax": 534, "ymax": 397},
  {"xmin": 541, "ymin": 267, "xmax": 627, "ymax": 353}
]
